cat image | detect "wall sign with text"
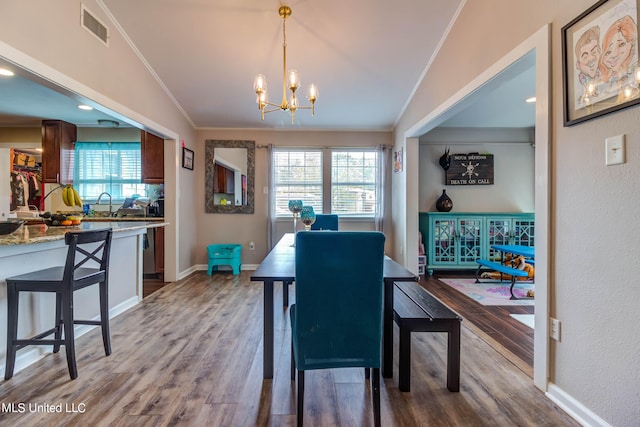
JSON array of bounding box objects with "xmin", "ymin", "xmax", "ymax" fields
[{"xmin": 445, "ymin": 153, "xmax": 494, "ymax": 185}]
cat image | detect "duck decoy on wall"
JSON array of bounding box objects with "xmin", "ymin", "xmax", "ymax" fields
[{"xmin": 439, "ymin": 147, "xmax": 451, "ymax": 171}]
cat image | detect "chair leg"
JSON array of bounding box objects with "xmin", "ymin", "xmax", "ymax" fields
[
  {"xmin": 4, "ymin": 283, "xmax": 18, "ymax": 380},
  {"xmin": 53, "ymin": 292, "xmax": 62, "ymax": 353},
  {"xmin": 365, "ymin": 367, "xmax": 370, "ymax": 379},
  {"xmin": 297, "ymin": 370, "xmax": 304, "ymax": 427},
  {"xmin": 62, "ymin": 289, "xmax": 78, "ymax": 380},
  {"xmin": 291, "ymin": 339, "xmax": 295, "ymax": 380},
  {"xmin": 99, "ymin": 280, "xmax": 111, "ymax": 356},
  {"xmin": 372, "ymin": 368, "xmax": 381, "ymax": 427}
]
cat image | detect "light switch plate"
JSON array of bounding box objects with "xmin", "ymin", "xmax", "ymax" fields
[
  {"xmin": 605, "ymin": 134, "xmax": 625, "ymax": 166},
  {"xmin": 550, "ymin": 317, "xmax": 561, "ymax": 341}
]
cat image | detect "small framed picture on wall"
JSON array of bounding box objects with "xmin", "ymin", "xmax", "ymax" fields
[{"xmin": 182, "ymin": 147, "xmax": 194, "ymax": 170}]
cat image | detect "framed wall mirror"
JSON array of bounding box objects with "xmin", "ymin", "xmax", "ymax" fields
[{"xmin": 205, "ymin": 139, "xmax": 255, "ymax": 214}]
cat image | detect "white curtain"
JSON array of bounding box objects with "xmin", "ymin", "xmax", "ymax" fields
[
  {"xmin": 375, "ymin": 145, "xmax": 390, "ymax": 232},
  {"xmin": 267, "ymin": 144, "xmax": 277, "ymax": 250}
]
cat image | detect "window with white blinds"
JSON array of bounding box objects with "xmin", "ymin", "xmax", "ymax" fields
[
  {"xmin": 73, "ymin": 142, "xmax": 146, "ymax": 201},
  {"xmin": 331, "ymin": 150, "xmax": 377, "ymax": 216},
  {"xmin": 272, "ymin": 148, "xmax": 379, "ymax": 218},
  {"xmin": 273, "ymin": 149, "xmax": 323, "ymax": 216}
]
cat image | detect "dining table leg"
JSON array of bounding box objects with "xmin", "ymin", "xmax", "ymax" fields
[
  {"xmin": 263, "ymin": 279, "xmax": 274, "ymax": 379},
  {"xmin": 282, "ymin": 280, "xmax": 291, "ymax": 306},
  {"xmin": 382, "ymin": 278, "xmax": 394, "ymax": 378}
]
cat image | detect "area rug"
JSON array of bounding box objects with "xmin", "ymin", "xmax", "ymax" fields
[
  {"xmin": 438, "ymin": 278, "xmax": 535, "ymax": 306},
  {"xmin": 510, "ymin": 314, "xmax": 535, "ymax": 329}
]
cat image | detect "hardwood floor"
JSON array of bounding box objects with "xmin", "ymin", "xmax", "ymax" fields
[
  {"xmin": 419, "ymin": 272, "xmax": 534, "ymax": 377},
  {"xmin": 143, "ymin": 274, "xmax": 168, "ymax": 298},
  {"xmin": 0, "ymin": 271, "xmax": 575, "ymax": 426}
]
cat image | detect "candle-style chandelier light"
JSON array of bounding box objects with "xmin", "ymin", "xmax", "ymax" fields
[{"xmin": 253, "ymin": 5, "xmax": 318, "ymax": 124}]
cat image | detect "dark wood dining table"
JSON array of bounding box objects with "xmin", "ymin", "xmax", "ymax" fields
[{"xmin": 251, "ymin": 233, "xmax": 417, "ymax": 379}]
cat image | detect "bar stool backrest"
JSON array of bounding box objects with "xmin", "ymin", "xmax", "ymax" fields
[{"xmin": 63, "ymin": 229, "xmax": 113, "ymax": 285}]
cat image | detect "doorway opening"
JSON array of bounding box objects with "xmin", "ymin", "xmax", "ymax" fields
[{"xmin": 406, "ymin": 25, "xmax": 550, "ymax": 390}]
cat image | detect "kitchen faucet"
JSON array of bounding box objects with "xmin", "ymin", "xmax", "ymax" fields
[{"xmin": 96, "ymin": 192, "xmax": 113, "ymax": 215}]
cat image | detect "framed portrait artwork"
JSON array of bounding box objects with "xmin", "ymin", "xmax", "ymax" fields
[
  {"xmin": 562, "ymin": 0, "xmax": 640, "ymax": 126},
  {"xmin": 182, "ymin": 147, "xmax": 194, "ymax": 170}
]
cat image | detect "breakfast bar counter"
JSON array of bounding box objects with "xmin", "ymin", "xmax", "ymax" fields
[
  {"xmin": 0, "ymin": 220, "xmax": 166, "ymax": 247},
  {"xmin": 0, "ymin": 221, "xmax": 167, "ymax": 377}
]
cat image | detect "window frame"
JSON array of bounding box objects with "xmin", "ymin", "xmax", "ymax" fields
[
  {"xmin": 73, "ymin": 141, "xmax": 145, "ymax": 203},
  {"xmin": 272, "ymin": 148, "xmax": 324, "ymax": 217},
  {"xmin": 272, "ymin": 147, "xmax": 379, "ymax": 220},
  {"xmin": 330, "ymin": 148, "xmax": 378, "ymax": 218}
]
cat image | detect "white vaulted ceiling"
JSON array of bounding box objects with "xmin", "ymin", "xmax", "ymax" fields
[{"xmin": 0, "ymin": 0, "xmax": 535, "ymax": 131}]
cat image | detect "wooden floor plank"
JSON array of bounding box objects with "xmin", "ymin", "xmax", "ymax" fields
[
  {"xmin": 0, "ymin": 271, "xmax": 576, "ymax": 426},
  {"xmin": 419, "ymin": 272, "xmax": 534, "ymax": 373}
]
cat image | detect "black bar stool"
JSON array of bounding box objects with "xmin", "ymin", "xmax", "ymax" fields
[{"xmin": 4, "ymin": 228, "xmax": 113, "ymax": 380}]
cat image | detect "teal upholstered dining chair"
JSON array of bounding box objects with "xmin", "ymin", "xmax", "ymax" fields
[
  {"xmin": 291, "ymin": 231, "xmax": 385, "ymax": 426},
  {"xmin": 310, "ymin": 214, "xmax": 339, "ymax": 230}
]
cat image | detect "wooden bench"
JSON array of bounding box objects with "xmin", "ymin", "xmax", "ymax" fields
[
  {"xmin": 474, "ymin": 259, "xmax": 530, "ymax": 300},
  {"xmin": 393, "ymin": 281, "xmax": 462, "ymax": 392}
]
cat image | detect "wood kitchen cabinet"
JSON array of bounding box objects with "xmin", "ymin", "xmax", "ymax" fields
[
  {"xmin": 141, "ymin": 130, "xmax": 164, "ymax": 183},
  {"xmin": 154, "ymin": 226, "xmax": 165, "ymax": 273},
  {"xmin": 41, "ymin": 120, "xmax": 76, "ymax": 183},
  {"xmin": 213, "ymin": 163, "xmax": 234, "ymax": 194}
]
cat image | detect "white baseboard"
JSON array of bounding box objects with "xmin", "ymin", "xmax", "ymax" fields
[
  {"xmin": 178, "ymin": 264, "xmax": 199, "ymax": 280},
  {"xmin": 1, "ymin": 296, "xmax": 139, "ymax": 379},
  {"xmin": 546, "ymin": 383, "xmax": 612, "ymax": 427}
]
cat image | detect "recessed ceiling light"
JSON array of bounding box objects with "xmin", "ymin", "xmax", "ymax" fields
[
  {"xmin": 525, "ymin": 97, "xmax": 536, "ymax": 103},
  {"xmin": 0, "ymin": 68, "xmax": 15, "ymax": 77},
  {"xmin": 78, "ymin": 104, "xmax": 93, "ymax": 110}
]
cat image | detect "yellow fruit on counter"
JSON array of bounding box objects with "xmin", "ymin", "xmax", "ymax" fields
[
  {"xmin": 72, "ymin": 186, "xmax": 83, "ymax": 207},
  {"xmin": 61, "ymin": 185, "xmax": 72, "ymax": 206},
  {"xmin": 60, "ymin": 184, "xmax": 83, "ymax": 207}
]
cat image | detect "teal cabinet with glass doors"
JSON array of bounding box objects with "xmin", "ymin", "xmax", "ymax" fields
[{"xmin": 419, "ymin": 212, "xmax": 534, "ymax": 275}]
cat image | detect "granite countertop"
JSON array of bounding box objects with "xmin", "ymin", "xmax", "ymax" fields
[
  {"xmin": 0, "ymin": 221, "xmax": 168, "ymax": 246},
  {"xmin": 84, "ymin": 216, "xmax": 166, "ymax": 222}
]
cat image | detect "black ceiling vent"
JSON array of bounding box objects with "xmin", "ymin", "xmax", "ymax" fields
[{"xmin": 81, "ymin": 5, "xmax": 109, "ymax": 46}]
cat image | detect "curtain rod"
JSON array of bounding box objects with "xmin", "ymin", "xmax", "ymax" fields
[{"xmin": 257, "ymin": 144, "xmax": 392, "ymax": 149}]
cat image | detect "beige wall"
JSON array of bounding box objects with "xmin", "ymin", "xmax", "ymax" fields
[
  {"xmin": 0, "ymin": 0, "xmax": 198, "ymax": 280},
  {"xmin": 1, "ymin": 0, "xmax": 637, "ymax": 423},
  {"xmin": 194, "ymin": 129, "xmax": 393, "ymax": 266},
  {"xmin": 394, "ymin": 1, "xmax": 639, "ymax": 425},
  {"xmin": 420, "ymin": 128, "xmax": 535, "ymax": 213}
]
